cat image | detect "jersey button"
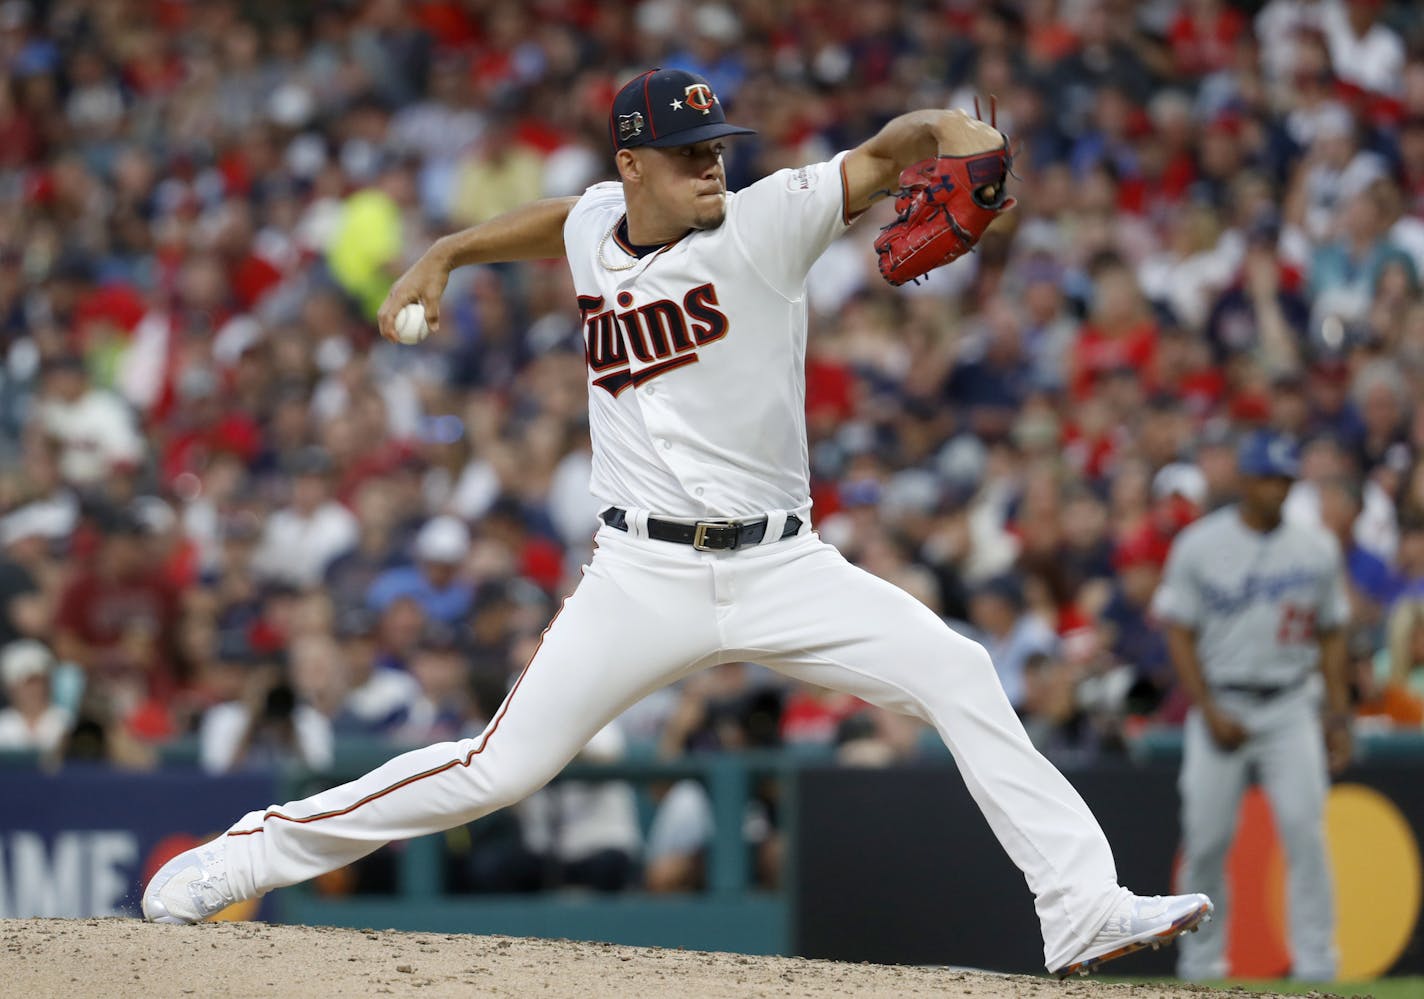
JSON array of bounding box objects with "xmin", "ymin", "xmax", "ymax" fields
[
  {"xmin": 645, "ymin": 385, "xmax": 657, "ymax": 396},
  {"xmin": 695, "ymin": 487, "xmax": 705, "ymax": 496},
  {"xmin": 661, "ymin": 439, "xmax": 672, "ymax": 451}
]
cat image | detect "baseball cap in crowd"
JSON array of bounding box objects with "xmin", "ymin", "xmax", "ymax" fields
[
  {"xmin": 1237, "ymin": 430, "xmax": 1301, "ymax": 479},
  {"xmin": 609, "ymin": 68, "xmax": 756, "ymax": 151},
  {"xmin": 1, "ymin": 639, "xmax": 55, "ymax": 688},
  {"xmin": 414, "ymin": 515, "xmax": 470, "ymax": 564},
  {"xmin": 1152, "ymin": 463, "xmax": 1207, "ymax": 506}
]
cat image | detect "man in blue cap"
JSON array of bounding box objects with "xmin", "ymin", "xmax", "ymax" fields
[
  {"xmin": 1155, "ymin": 429, "xmax": 1352, "ymax": 980},
  {"xmin": 147, "ymin": 68, "xmax": 1212, "ymax": 978}
]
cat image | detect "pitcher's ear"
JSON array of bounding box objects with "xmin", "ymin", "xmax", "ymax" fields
[{"xmin": 615, "ymin": 149, "xmax": 641, "ymax": 183}]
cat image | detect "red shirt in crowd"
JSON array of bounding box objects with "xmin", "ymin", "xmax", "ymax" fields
[
  {"xmin": 1071, "ymin": 321, "xmax": 1159, "ymax": 402},
  {"xmin": 56, "ymin": 568, "xmax": 182, "ymax": 707},
  {"xmin": 1167, "ymin": 5, "xmax": 1246, "ymax": 77}
]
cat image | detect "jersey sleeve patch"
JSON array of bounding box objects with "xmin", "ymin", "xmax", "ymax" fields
[{"xmin": 786, "ymin": 166, "xmax": 818, "ymax": 193}]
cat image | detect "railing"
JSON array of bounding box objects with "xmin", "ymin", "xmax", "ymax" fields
[
  {"xmin": 279, "ymin": 743, "xmax": 829, "ymax": 900},
  {"xmin": 268, "ymin": 742, "xmax": 829, "ymax": 951}
]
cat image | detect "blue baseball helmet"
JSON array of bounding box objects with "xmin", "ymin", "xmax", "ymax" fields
[{"xmin": 1237, "ymin": 430, "xmax": 1300, "ymax": 479}]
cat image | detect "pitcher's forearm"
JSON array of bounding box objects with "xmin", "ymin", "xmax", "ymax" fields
[
  {"xmin": 379, "ymin": 196, "xmax": 580, "ymax": 340},
  {"xmin": 434, "ymin": 197, "xmax": 580, "ymax": 269},
  {"xmin": 842, "ymin": 109, "xmax": 1005, "ymax": 217}
]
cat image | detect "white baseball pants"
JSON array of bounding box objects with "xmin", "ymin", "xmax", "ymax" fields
[
  {"xmin": 220, "ymin": 524, "xmax": 1123, "ymax": 969},
  {"xmin": 1175, "ymin": 686, "xmax": 1336, "ymax": 980}
]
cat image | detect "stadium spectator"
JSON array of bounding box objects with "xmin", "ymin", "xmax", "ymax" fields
[
  {"xmin": 288, "ymin": 632, "xmax": 349, "ymax": 725},
  {"xmin": 367, "ymin": 514, "xmax": 474, "ymax": 625},
  {"xmin": 1319, "ymin": 0, "xmax": 1405, "ymax": 98},
  {"xmin": 1071, "ymin": 257, "xmax": 1159, "ymax": 403},
  {"xmin": 395, "ymin": 623, "xmax": 472, "ymax": 744},
  {"xmin": 0, "ymin": 639, "xmax": 71, "ymax": 753},
  {"xmin": 968, "ymin": 574, "xmax": 1059, "ymax": 711},
  {"xmin": 1315, "ymin": 476, "xmax": 1394, "ymax": 625},
  {"xmin": 33, "ymin": 352, "xmax": 145, "ymax": 488},
  {"xmin": 252, "ymin": 447, "xmax": 360, "ymax": 590},
  {"xmin": 1382, "ymin": 513, "xmax": 1424, "ymax": 607},
  {"xmin": 199, "ymin": 661, "xmax": 334, "ymax": 775},
  {"xmin": 1358, "ymin": 597, "xmax": 1424, "ymax": 726},
  {"xmin": 0, "ymin": 541, "xmax": 46, "ymax": 652},
  {"xmin": 1101, "ymin": 534, "xmax": 1172, "ymax": 701},
  {"xmin": 54, "ymin": 511, "xmax": 180, "ymax": 738},
  {"xmin": 516, "ymin": 722, "xmax": 643, "ymax": 892},
  {"xmin": 645, "ymin": 664, "xmax": 784, "ymax": 891},
  {"xmin": 335, "ymin": 608, "xmax": 421, "ymax": 738}
]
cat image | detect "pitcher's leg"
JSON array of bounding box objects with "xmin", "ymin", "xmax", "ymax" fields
[
  {"xmin": 1175, "ymin": 709, "xmax": 1250, "ymax": 980},
  {"xmin": 217, "ymin": 545, "xmax": 718, "ymax": 901},
  {"xmin": 730, "ymin": 543, "xmax": 1124, "ymax": 970},
  {"xmin": 1257, "ymin": 704, "xmax": 1336, "ymax": 980}
]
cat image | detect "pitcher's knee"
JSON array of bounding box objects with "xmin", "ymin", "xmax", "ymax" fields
[
  {"xmin": 475, "ymin": 747, "xmax": 570, "ymax": 811},
  {"xmin": 480, "ymin": 767, "xmax": 544, "ymax": 810},
  {"xmin": 955, "ymin": 639, "xmax": 1004, "ymax": 690}
]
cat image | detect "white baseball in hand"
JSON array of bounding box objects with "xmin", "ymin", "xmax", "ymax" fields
[{"xmin": 393, "ymin": 302, "xmax": 431, "ymax": 345}]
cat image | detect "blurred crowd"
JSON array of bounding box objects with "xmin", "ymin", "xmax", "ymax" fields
[{"xmin": 4, "ymin": 0, "xmax": 1424, "ymax": 889}]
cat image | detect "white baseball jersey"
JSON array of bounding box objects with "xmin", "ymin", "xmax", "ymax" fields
[
  {"xmin": 563, "ymin": 152, "xmax": 856, "ymax": 519},
  {"xmin": 175, "ymin": 145, "xmax": 1153, "ymax": 976}
]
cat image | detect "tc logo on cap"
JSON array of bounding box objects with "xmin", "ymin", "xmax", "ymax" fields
[
  {"xmin": 683, "ymin": 83, "xmax": 716, "ymax": 114},
  {"xmin": 609, "ymin": 67, "xmax": 756, "ymax": 150},
  {"xmin": 617, "ymin": 112, "xmax": 645, "ymax": 142}
]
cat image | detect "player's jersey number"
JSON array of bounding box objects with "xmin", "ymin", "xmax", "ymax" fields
[{"xmin": 1276, "ymin": 604, "xmax": 1317, "ymax": 645}]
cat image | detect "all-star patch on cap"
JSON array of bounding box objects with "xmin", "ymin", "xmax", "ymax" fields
[{"xmin": 609, "ymin": 68, "xmax": 756, "ymax": 151}]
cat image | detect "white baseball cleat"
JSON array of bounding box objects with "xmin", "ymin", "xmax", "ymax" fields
[
  {"xmin": 1052, "ymin": 892, "xmax": 1213, "ymax": 978},
  {"xmin": 142, "ymin": 837, "xmax": 238, "ymax": 924}
]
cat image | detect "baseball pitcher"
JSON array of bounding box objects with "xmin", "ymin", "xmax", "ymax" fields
[
  {"xmin": 1155, "ymin": 431, "xmax": 1351, "ymax": 980},
  {"xmin": 144, "ymin": 68, "xmax": 1210, "ymax": 976}
]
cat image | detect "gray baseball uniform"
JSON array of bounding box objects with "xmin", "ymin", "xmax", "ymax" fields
[{"xmin": 1153, "ymin": 505, "xmax": 1348, "ymax": 980}]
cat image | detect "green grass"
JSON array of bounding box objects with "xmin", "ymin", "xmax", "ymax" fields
[{"xmin": 1099, "ymin": 978, "xmax": 1423, "ymax": 998}]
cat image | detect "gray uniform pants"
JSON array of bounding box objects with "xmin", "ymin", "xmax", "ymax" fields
[{"xmin": 1177, "ymin": 686, "xmax": 1336, "ymax": 981}]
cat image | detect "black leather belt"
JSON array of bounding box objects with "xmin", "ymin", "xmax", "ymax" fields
[
  {"xmin": 1214, "ymin": 677, "xmax": 1306, "ymax": 700},
  {"xmin": 600, "ymin": 507, "xmax": 803, "ymax": 551}
]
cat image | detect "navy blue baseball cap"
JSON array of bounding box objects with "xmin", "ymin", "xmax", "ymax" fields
[
  {"xmin": 608, "ymin": 68, "xmax": 756, "ymax": 151},
  {"xmin": 1237, "ymin": 430, "xmax": 1301, "ymax": 479}
]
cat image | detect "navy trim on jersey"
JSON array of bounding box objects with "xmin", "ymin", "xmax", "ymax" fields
[
  {"xmin": 839, "ymin": 157, "xmax": 867, "ymax": 227},
  {"xmin": 614, "ymin": 216, "xmax": 671, "ymax": 258}
]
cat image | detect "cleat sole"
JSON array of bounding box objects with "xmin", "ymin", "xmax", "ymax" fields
[{"xmin": 1053, "ymin": 901, "xmax": 1212, "ymax": 979}]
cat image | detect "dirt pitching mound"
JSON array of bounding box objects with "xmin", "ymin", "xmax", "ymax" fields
[{"xmin": 1, "ymin": 918, "xmax": 1334, "ymax": 998}]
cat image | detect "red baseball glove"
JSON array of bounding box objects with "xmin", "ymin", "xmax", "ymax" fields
[{"xmin": 875, "ymin": 101, "xmax": 1016, "ymax": 287}]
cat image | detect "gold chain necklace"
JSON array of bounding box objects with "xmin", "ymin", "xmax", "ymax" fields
[{"xmin": 597, "ymin": 221, "xmax": 638, "ymax": 272}]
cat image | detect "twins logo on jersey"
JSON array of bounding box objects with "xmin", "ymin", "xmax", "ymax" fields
[{"xmin": 578, "ymin": 284, "xmax": 728, "ymax": 396}]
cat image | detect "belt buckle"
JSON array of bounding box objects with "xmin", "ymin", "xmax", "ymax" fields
[{"xmin": 693, "ymin": 520, "xmax": 738, "ymax": 551}]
